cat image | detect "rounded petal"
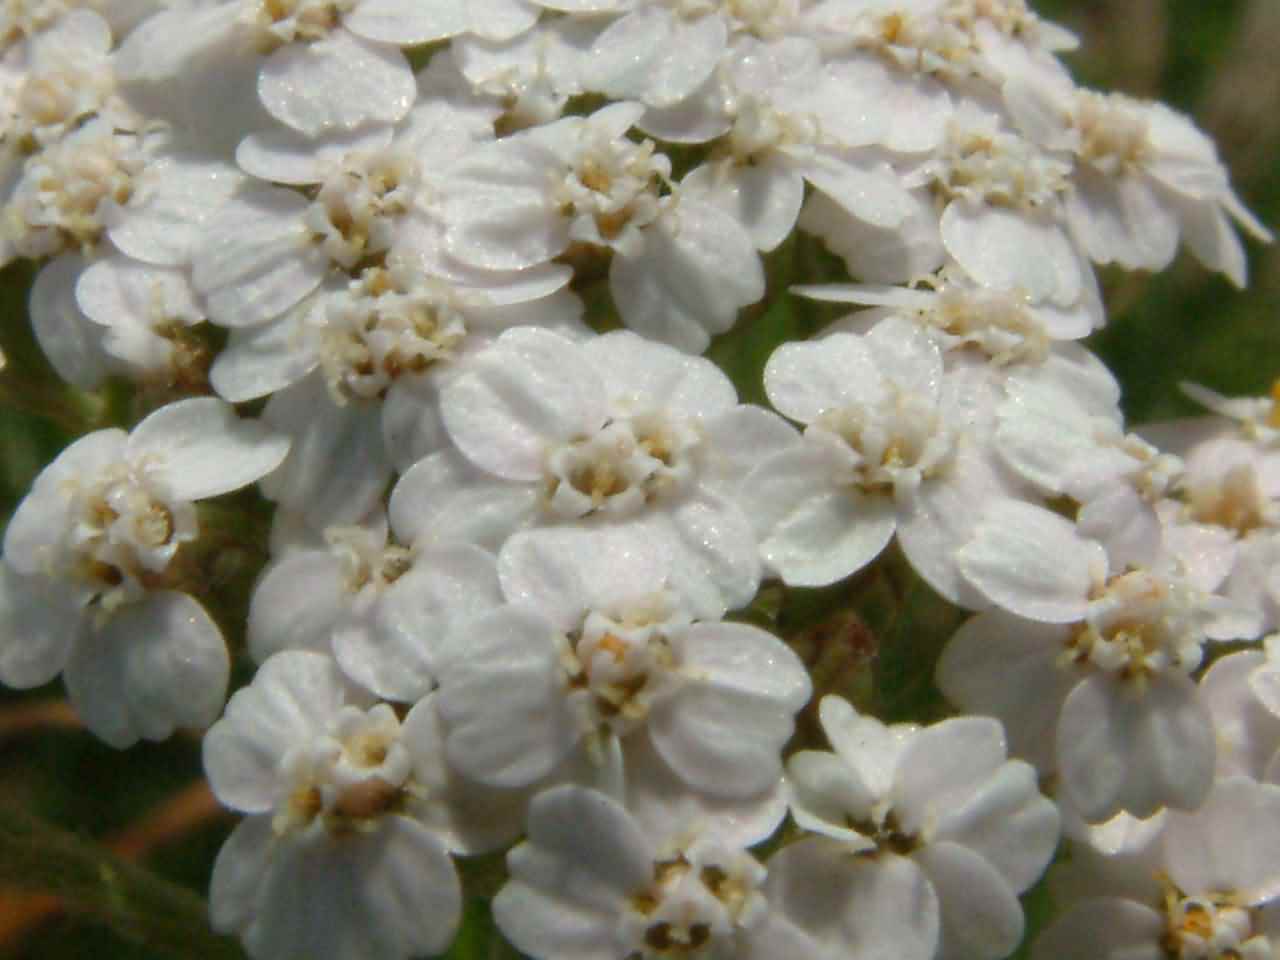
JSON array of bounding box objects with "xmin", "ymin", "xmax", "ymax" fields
[
  {"xmin": 958, "ymin": 500, "xmax": 1102, "ymax": 623},
  {"xmin": 763, "ymin": 333, "xmax": 880, "ymax": 424},
  {"xmin": 258, "ymin": 32, "xmax": 414, "ymax": 136},
  {"xmin": 0, "ymin": 567, "xmax": 81, "ymax": 688},
  {"xmin": 192, "ymin": 185, "xmax": 327, "ymax": 328},
  {"xmin": 335, "ymin": 544, "xmax": 502, "ymax": 702},
  {"xmin": 1057, "ymin": 673, "xmax": 1215, "ymax": 822},
  {"xmin": 931, "ymin": 760, "xmax": 1061, "ymax": 894},
  {"xmin": 582, "ymin": 329, "xmax": 737, "ymax": 421},
  {"xmin": 743, "ymin": 445, "xmax": 896, "ymax": 588},
  {"xmin": 893, "ymin": 716, "xmax": 1008, "ymax": 837},
  {"xmin": 247, "ymin": 550, "xmax": 348, "ymax": 662},
  {"xmin": 935, "ymin": 609, "xmax": 1076, "ymax": 771},
  {"xmin": 914, "ymin": 841, "xmax": 1024, "ymax": 960},
  {"xmin": 389, "ymin": 449, "xmax": 538, "ymax": 552},
  {"xmin": 440, "ymin": 328, "xmax": 607, "ymax": 482},
  {"xmin": 498, "ymin": 525, "xmax": 670, "ymax": 632},
  {"xmin": 1163, "ymin": 776, "xmax": 1280, "ymax": 904},
  {"xmin": 203, "ymin": 650, "xmax": 347, "ymax": 812},
  {"xmin": 244, "ymin": 817, "xmax": 460, "ymax": 960},
  {"xmin": 609, "ymin": 200, "xmax": 763, "ymax": 353},
  {"xmin": 128, "ymin": 397, "xmax": 290, "ymax": 501},
  {"xmin": 766, "ymin": 839, "xmax": 940, "ymax": 960},
  {"xmin": 435, "ymin": 607, "xmax": 575, "ymax": 788},
  {"xmin": 495, "ymin": 786, "xmax": 652, "ymax": 960},
  {"xmin": 30, "ymin": 253, "xmax": 109, "ymax": 389},
  {"xmin": 109, "ymin": 158, "xmax": 246, "ymax": 265},
  {"xmin": 650, "ymin": 682, "xmax": 796, "ymax": 797},
  {"xmin": 1030, "ymin": 899, "xmax": 1164, "ymax": 960},
  {"xmin": 66, "ymin": 592, "xmax": 229, "ymax": 749}
]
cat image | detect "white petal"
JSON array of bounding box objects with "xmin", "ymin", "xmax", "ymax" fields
[
  {"xmin": 803, "ymin": 154, "xmax": 915, "ymax": 230},
  {"xmin": 767, "ymin": 839, "xmax": 940, "ymax": 960},
  {"xmin": 931, "ymin": 760, "xmax": 1060, "ymax": 894},
  {"xmin": 935, "ymin": 610, "xmax": 1075, "ymax": 771},
  {"xmin": 787, "ymin": 750, "xmax": 880, "ymax": 846},
  {"xmin": 192, "ymin": 185, "xmax": 327, "ymax": 327},
  {"xmin": 764, "ymin": 333, "xmax": 880, "ymax": 424},
  {"xmin": 1030, "ymin": 899, "xmax": 1164, "ymax": 960},
  {"xmin": 896, "ymin": 442, "xmax": 1004, "ymax": 610},
  {"xmin": 610, "ymin": 200, "xmax": 764, "ymax": 353},
  {"xmin": 343, "ymin": 0, "xmax": 472, "ymax": 44},
  {"xmin": 440, "ymin": 328, "xmax": 607, "ymax": 482},
  {"xmin": 941, "ymin": 203, "xmax": 1082, "ymax": 307},
  {"xmin": 436, "ymin": 607, "xmax": 575, "ymax": 787},
  {"xmin": 914, "ymin": 841, "xmax": 1024, "ymax": 960},
  {"xmin": 1200, "ymin": 650, "xmax": 1280, "ymax": 779},
  {"xmin": 650, "ymin": 682, "xmax": 795, "ymax": 796},
  {"xmin": 77, "ymin": 258, "xmax": 203, "ymax": 335},
  {"xmin": 66, "ymin": 592, "xmax": 228, "ymax": 748},
  {"xmin": 203, "ymin": 650, "xmax": 346, "ymax": 812},
  {"xmin": 582, "ymin": 329, "xmax": 737, "ymax": 421},
  {"xmin": 246, "ymin": 550, "xmax": 348, "ymax": 662},
  {"xmin": 589, "ymin": 8, "xmax": 723, "ymax": 107},
  {"xmin": 893, "ymin": 716, "xmax": 1008, "ymax": 836},
  {"xmin": 335, "ymin": 543, "xmax": 502, "ymax": 702},
  {"xmin": 1057, "ymin": 673, "xmax": 1215, "ymax": 821},
  {"xmin": 497, "ymin": 525, "xmax": 669, "ymax": 631},
  {"xmin": 128, "ymin": 397, "xmax": 290, "ymax": 501},
  {"xmin": 259, "ymin": 378, "xmax": 390, "ymax": 528},
  {"xmin": 235, "ymin": 125, "xmax": 392, "ymax": 185},
  {"xmin": 4, "ymin": 429, "xmax": 127, "ymax": 570},
  {"xmin": 957, "ymin": 500, "xmax": 1102, "ymax": 623},
  {"xmin": 258, "ymin": 32, "xmax": 414, "ymax": 136},
  {"xmin": 209, "ymin": 314, "xmax": 317, "ymax": 403},
  {"xmin": 817, "ymin": 696, "xmax": 915, "ymax": 801},
  {"xmin": 246, "ymin": 818, "xmax": 460, "ymax": 960},
  {"xmin": 0, "ymin": 567, "xmax": 81, "ymax": 688},
  {"xmin": 30, "ymin": 254, "xmax": 108, "ymax": 389},
  {"xmin": 209, "ymin": 815, "xmax": 273, "ymax": 934},
  {"xmin": 656, "ymin": 497, "xmax": 762, "ymax": 618},
  {"xmin": 742, "ymin": 445, "xmax": 896, "ymax": 588},
  {"xmin": 1163, "ymin": 776, "xmax": 1280, "ymax": 904},
  {"xmin": 697, "ymin": 406, "xmax": 802, "ymax": 497},
  {"xmin": 495, "ymin": 786, "xmax": 650, "ymax": 959},
  {"xmin": 681, "ymin": 159, "xmax": 804, "ymax": 253},
  {"xmin": 109, "ymin": 158, "xmax": 246, "ymax": 265},
  {"xmin": 388, "ymin": 449, "xmax": 538, "ymax": 552}
]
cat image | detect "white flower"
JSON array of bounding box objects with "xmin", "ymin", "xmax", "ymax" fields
[
  {"xmin": 1034, "ymin": 777, "xmax": 1280, "ymax": 960},
  {"xmin": 494, "ymin": 784, "xmax": 774, "ymax": 960},
  {"xmin": 398, "ymin": 325, "xmax": 796, "ymax": 615},
  {"xmin": 1200, "ymin": 640, "xmax": 1280, "ymax": 782},
  {"xmin": 793, "ymin": 261, "xmax": 1102, "ymax": 367},
  {"xmin": 444, "ymin": 102, "xmax": 764, "ymax": 352},
  {"xmin": 75, "ymin": 254, "xmax": 209, "ymax": 388},
  {"xmin": 0, "ymin": 397, "xmax": 289, "ymax": 745},
  {"xmin": 433, "ymin": 527, "xmax": 810, "ymax": 840},
  {"xmin": 993, "ymin": 356, "xmax": 1183, "ymax": 568},
  {"xmin": 739, "ymin": 315, "xmax": 1008, "ymax": 603},
  {"xmin": 945, "ymin": 499, "xmax": 1229, "ymax": 819},
  {"xmin": 780, "ymin": 696, "xmax": 1060, "ymax": 960},
  {"xmin": 1005, "ymin": 79, "xmax": 1273, "ymax": 287},
  {"xmin": 248, "ymin": 519, "xmax": 503, "ymax": 702},
  {"xmin": 923, "ymin": 101, "xmax": 1088, "ymax": 311},
  {"xmin": 205, "ymin": 650, "xmax": 524, "ymax": 960}
]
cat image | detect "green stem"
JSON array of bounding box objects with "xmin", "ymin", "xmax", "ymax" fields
[{"xmin": 0, "ymin": 799, "xmax": 243, "ymax": 960}]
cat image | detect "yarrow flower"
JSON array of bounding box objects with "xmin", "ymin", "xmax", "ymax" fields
[
  {"xmin": 0, "ymin": 0, "xmax": 1274, "ymax": 957},
  {"xmin": 0, "ymin": 398, "xmax": 288, "ymax": 745}
]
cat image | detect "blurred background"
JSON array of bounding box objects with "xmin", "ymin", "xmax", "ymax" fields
[{"xmin": 0, "ymin": 1, "xmax": 1277, "ymax": 957}]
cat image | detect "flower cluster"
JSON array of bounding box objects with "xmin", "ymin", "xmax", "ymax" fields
[{"xmin": 0, "ymin": 0, "xmax": 1276, "ymax": 958}]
